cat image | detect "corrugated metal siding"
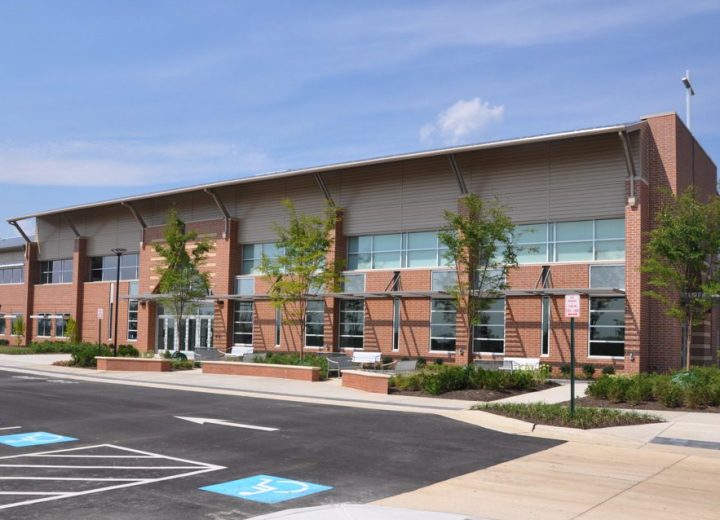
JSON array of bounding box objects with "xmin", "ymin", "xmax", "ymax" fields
[
  {"xmin": 139, "ymin": 192, "xmax": 221, "ymax": 227},
  {"xmin": 400, "ymin": 156, "xmax": 462, "ymax": 231},
  {"xmin": 37, "ymin": 215, "xmax": 75, "ymax": 260},
  {"xmin": 73, "ymin": 206, "xmax": 142, "ymax": 256},
  {"xmin": 0, "ymin": 250, "xmax": 24, "ymax": 265}
]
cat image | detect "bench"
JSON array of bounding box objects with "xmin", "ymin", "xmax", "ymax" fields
[
  {"xmin": 225, "ymin": 346, "xmax": 254, "ymax": 359},
  {"xmin": 242, "ymin": 352, "xmax": 267, "ymax": 363},
  {"xmin": 390, "ymin": 359, "xmax": 418, "ymax": 375},
  {"xmin": 326, "ymin": 355, "xmax": 354, "ymax": 377},
  {"xmin": 499, "ymin": 357, "xmax": 541, "ymax": 372},
  {"xmin": 351, "ymin": 351, "xmax": 382, "ymax": 367}
]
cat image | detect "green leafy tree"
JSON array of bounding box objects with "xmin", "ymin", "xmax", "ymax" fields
[
  {"xmin": 154, "ymin": 209, "xmax": 213, "ymax": 351},
  {"xmin": 11, "ymin": 315, "xmax": 25, "ymax": 346},
  {"xmin": 642, "ymin": 187, "xmax": 720, "ymax": 370},
  {"xmin": 260, "ymin": 200, "xmax": 343, "ymax": 360},
  {"xmin": 65, "ymin": 317, "xmax": 80, "ymax": 344},
  {"xmin": 439, "ymin": 194, "xmax": 517, "ymax": 362}
]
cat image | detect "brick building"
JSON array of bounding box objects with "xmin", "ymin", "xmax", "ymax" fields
[{"xmin": 1, "ymin": 112, "xmax": 717, "ymax": 373}]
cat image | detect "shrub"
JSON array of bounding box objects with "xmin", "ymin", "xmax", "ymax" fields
[
  {"xmin": 421, "ymin": 365, "xmax": 469, "ymax": 395},
  {"xmin": 602, "ymin": 366, "xmax": 616, "ymax": 375},
  {"xmin": 71, "ymin": 343, "xmax": 112, "ymax": 368},
  {"xmin": 607, "ymin": 377, "xmax": 632, "ymax": 403},
  {"xmin": 653, "ymin": 379, "xmax": 683, "ymax": 408},
  {"xmin": 0, "ymin": 339, "xmax": 9, "ymax": 346},
  {"xmin": 171, "ymin": 351, "xmax": 187, "ymax": 361},
  {"xmin": 416, "ymin": 357, "xmax": 427, "ymax": 368},
  {"xmin": 582, "ymin": 364, "xmax": 596, "ymax": 379},
  {"xmin": 117, "ymin": 345, "xmax": 140, "ymax": 358},
  {"xmin": 559, "ymin": 364, "xmax": 571, "ymax": 378},
  {"xmin": 389, "ymin": 372, "xmax": 422, "ymax": 391},
  {"xmin": 625, "ymin": 374, "xmax": 655, "ymax": 405},
  {"xmin": 433, "ymin": 358, "xmax": 444, "ymax": 365},
  {"xmin": 171, "ymin": 359, "xmax": 194, "ymax": 370},
  {"xmin": 260, "ymin": 352, "xmax": 329, "ymax": 380},
  {"xmin": 390, "ymin": 365, "xmax": 546, "ymax": 395}
]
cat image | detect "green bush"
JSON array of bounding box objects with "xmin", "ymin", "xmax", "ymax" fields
[
  {"xmin": 421, "ymin": 365, "xmax": 469, "ymax": 395},
  {"xmin": 117, "ymin": 345, "xmax": 140, "ymax": 358},
  {"xmin": 586, "ymin": 375, "xmax": 614, "ymax": 400},
  {"xmin": 71, "ymin": 343, "xmax": 112, "ymax": 368},
  {"xmin": 559, "ymin": 364, "xmax": 571, "ymax": 378},
  {"xmin": 582, "ymin": 364, "xmax": 596, "ymax": 379},
  {"xmin": 625, "ymin": 374, "xmax": 655, "ymax": 405},
  {"xmin": 171, "ymin": 359, "xmax": 194, "ymax": 370},
  {"xmin": 0, "ymin": 339, "xmax": 9, "ymax": 346},
  {"xmin": 602, "ymin": 366, "xmax": 616, "ymax": 375},
  {"xmin": 260, "ymin": 352, "xmax": 329, "ymax": 380},
  {"xmin": 607, "ymin": 377, "xmax": 632, "ymax": 403}
]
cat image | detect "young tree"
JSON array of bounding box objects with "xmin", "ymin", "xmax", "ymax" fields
[
  {"xmin": 260, "ymin": 200, "xmax": 343, "ymax": 360},
  {"xmin": 439, "ymin": 194, "xmax": 517, "ymax": 362},
  {"xmin": 154, "ymin": 209, "xmax": 213, "ymax": 352},
  {"xmin": 642, "ymin": 187, "xmax": 720, "ymax": 370},
  {"xmin": 11, "ymin": 315, "xmax": 25, "ymax": 347}
]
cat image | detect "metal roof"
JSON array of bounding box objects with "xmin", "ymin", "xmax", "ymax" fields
[
  {"xmin": 0, "ymin": 236, "xmax": 33, "ymax": 251},
  {"xmin": 7, "ymin": 121, "xmax": 643, "ymax": 223}
]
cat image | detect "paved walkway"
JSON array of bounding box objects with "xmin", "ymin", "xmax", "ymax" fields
[{"xmin": 2, "ymin": 354, "xmax": 720, "ymax": 519}]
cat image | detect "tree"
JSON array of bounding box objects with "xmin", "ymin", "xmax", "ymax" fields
[
  {"xmin": 11, "ymin": 315, "xmax": 25, "ymax": 347},
  {"xmin": 439, "ymin": 193, "xmax": 517, "ymax": 362},
  {"xmin": 260, "ymin": 200, "xmax": 343, "ymax": 360},
  {"xmin": 65, "ymin": 317, "xmax": 80, "ymax": 344},
  {"xmin": 641, "ymin": 187, "xmax": 720, "ymax": 370},
  {"xmin": 154, "ymin": 209, "xmax": 213, "ymax": 351}
]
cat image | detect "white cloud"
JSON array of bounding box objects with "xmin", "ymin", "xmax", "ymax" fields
[
  {"xmin": 421, "ymin": 98, "xmax": 505, "ymax": 145},
  {"xmin": 0, "ymin": 140, "xmax": 270, "ymax": 187}
]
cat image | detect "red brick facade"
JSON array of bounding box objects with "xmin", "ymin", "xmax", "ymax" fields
[{"xmin": 1, "ymin": 113, "xmax": 717, "ymax": 373}]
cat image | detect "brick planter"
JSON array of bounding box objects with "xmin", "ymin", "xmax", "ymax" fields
[
  {"xmin": 96, "ymin": 357, "xmax": 172, "ymax": 372},
  {"xmin": 202, "ymin": 361, "xmax": 320, "ymax": 382},
  {"xmin": 342, "ymin": 370, "xmax": 391, "ymax": 394}
]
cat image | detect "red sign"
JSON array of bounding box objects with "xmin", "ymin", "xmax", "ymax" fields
[{"xmin": 564, "ymin": 294, "xmax": 581, "ymax": 318}]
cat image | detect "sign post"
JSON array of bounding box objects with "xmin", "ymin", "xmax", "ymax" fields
[
  {"xmin": 564, "ymin": 294, "xmax": 580, "ymax": 417},
  {"xmin": 97, "ymin": 308, "xmax": 104, "ymax": 354}
]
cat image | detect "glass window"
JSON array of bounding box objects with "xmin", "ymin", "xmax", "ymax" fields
[
  {"xmin": 241, "ymin": 243, "xmax": 282, "ymax": 275},
  {"xmin": 595, "ymin": 218, "xmax": 624, "ymax": 239},
  {"xmin": 40, "ymin": 259, "xmax": 73, "ymax": 284},
  {"xmin": 0, "ymin": 265, "xmax": 24, "ymax": 284},
  {"xmin": 37, "ymin": 314, "xmax": 52, "ymax": 337},
  {"xmin": 348, "ymin": 231, "xmax": 450, "ymax": 270},
  {"xmin": 275, "ymin": 307, "xmax": 282, "ymax": 346},
  {"xmin": 305, "ymin": 300, "xmax": 325, "ymax": 347},
  {"xmin": 339, "ymin": 299, "xmax": 364, "ymax": 349},
  {"xmin": 432, "ymin": 270, "xmax": 457, "ymax": 292},
  {"xmin": 89, "ymin": 254, "xmax": 139, "ymax": 281},
  {"xmin": 590, "ymin": 265, "xmax": 625, "ymax": 289},
  {"xmin": 541, "ymin": 296, "xmax": 550, "ymax": 356},
  {"xmin": 55, "ymin": 313, "xmax": 70, "ymax": 337},
  {"xmin": 589, "ymin": 297, "xmax": 625, "ymax": 357},
  {"xmin": 595, "ymin": 240, "xmax": 625, "ymax": 261},
  {"xmin": 474, "ymin": 298, "xmax": 504, "ymax": 353},
  {"xmin": 127, "ymin": 301, "xmax": 139, "ymax": 341},
  {"xmin": 235, "ymin": 277, "xmax": 255, "ymax": 296},
  {"xmin": 343, "ymin": 273, "xmax": 365, "ymax": 293},
  {"xmin": 233, "ymin": 302, "xmax": 253, "ymax": 345},
  {"xmin": 0, "ymin": 316, "xmax": 6, "ymax": 335},
  {"xmin": 555, "ymin": 241, "xmax": 593, "ymax": 262},
  {"xmin": 430, "ymin": 299, "xmax": 456, "ymax": 351},
  {"xmin": 392, "ymin": 299, "xmax": 401, "ymax": 351},
  {"xmin": 556, "ymin": 221, "xmax": 593, "ymax": 242}
]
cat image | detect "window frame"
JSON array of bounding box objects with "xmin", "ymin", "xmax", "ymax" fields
[
  {"xmin": 347, "ymin": 231, "xmax": 450, "ymax": 271},
  {"xmin": 88, "ymin": 253, "xmax": 139, "ymax": 282},
  {"xmin": 540, "ymin": 296, "xmax": 551, "ymax": 357},
  {"xmin": 36, "ymin": 313, "xmax": 52, "ymax": 338},
  {"xmin": 127, "ymin": 300, "xmax": 139, "ymax": 341},
  {"xmin": 39, "ymin": 259, "xmax": 73, "ymax": 284},
  {"xmin": 241, "ymin": 243, "xmax": 282, "ymax": 275},
  {"xmin": 305, "ymin": 300, "xmax": 325, "ymax": 348},
  {"xmin": 232, "ymin": 301, "xmax": 254, "ymax": 346},
  {"xmin": 392, "ymin": 298, "xmax": 401, "ymax": 352},
  {"xmin": 430, "ymin": 299, "xmax": 457, "ymax": 353},
  {"xmin": 473, "ymin": 298, "xmax": 506, "ymax": 354},
  {"xmin": 588, "ymin": 296, "xmax": 626, "ymax": 358},
  {"xmin": 0, "ymin": 264, "xmax": 24, "ymax": 285},
  {"xmin": 338, "ymin": 299, "xmax": 365, "ymax": 350}
]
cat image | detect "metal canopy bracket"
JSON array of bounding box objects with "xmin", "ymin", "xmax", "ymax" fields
[
  {"xmin": 448, "ymin": 154, "xmax": 469, "ymax": 195},
  {"xmin": 618, "ymin": 131, "xmax": 638, "ymax": 206},
  {"xmin": 8, "ymin": 220, "xmax": 31, "ymax": 244},
  {"xmin": 313, "ymin": 172, "xmax": 334, "ymax": 204},
  {"xmin": 204, "ymin": 188, "xmax": 231, "ymax": 239},
  {"xmin": 62, "ymin": 214, "xmax": 81, "ymax": 238},
  {"xmin": 121, "ymin": 202, "xmax": 147, "ymax": 229}
]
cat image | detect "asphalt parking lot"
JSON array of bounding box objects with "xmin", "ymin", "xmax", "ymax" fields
[{"xmin": 0, "ymin": 370, "xmax": 561, "ymax": 519}]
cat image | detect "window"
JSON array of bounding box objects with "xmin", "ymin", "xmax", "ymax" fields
[
  {"xmin": 339, "ymin": 299, "xmax": 364, "ymax": 349},
  {"xmin": 241, "ymin": 243, "xmax": 281, "ymax": 275},
  {"xmin": 430, "ymin": 299, "xmax": 456, "ymax": 352},
  {"xmin": 37, "ymin": 314, "xmax": 52, "ymax": 337},
  {"xmin": 541, "ymin": 296, "xmax": 550, "ymax": 356},
  {"xmin": 514, "ymin": 219, "xmax": 624, "ymax": 264},
  {"xmin": 127, "ymin": 301, "xmax": 139, "ymax": 341},
  {"xmin": 590, "ymin": 265, "xmax": 625, "ymax": 289},
  {"xmin": 0, "ymin": 265, "xmax": 23, "ymax": 284},
  {"xmin": 233, "ymin": 302, "xmax": 253, "ymax": 345},
  {"xmin": 89, "ymin": 254, "xmax": 139, "ymax": 282},
  {"xmin": 347, "ymin": 232, "xmax": 450, "ymax": 270},
  {"xmin": 589, "ymin": 297, "xmax": 625, "ymax": 357},
  {"xmin": 431, "ymin": 270, "xmax": 457, "ymax": 292},
  {"xmin": 39, "ymin": 259, "xmax": 73, "ymax": 284},
  {"xmin": 392, "ymin": 299, "xmax": 401, "ymax": 351},
  {"xmin": 474, "ymin": 298, "xmax": 505, "ymax": 353},
  {"xmin": 305, "ymin": 300, "xmax": 324, "ymax": 347},
  {"xmin": 343, "ymin": 273, "xmax": 365, "ymax": 293},
  {"xmin": 0, "ymin": 316, "xmax": 5, "ymax": 335},
  {"xmin": 235, "ymin": 277, "xmax": 255, "ymax": 296},
  {"xmin": 274, "ymin": 307, "xmax": 282, "ymax": 346},
  {"xmin": 54, "ymin": 313, "xmax": 70, "ymax": 338}
]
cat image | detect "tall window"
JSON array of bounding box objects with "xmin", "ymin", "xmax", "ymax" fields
[
  {"xmin": 37, "ymin": 314, "xmax": 52, "ymax": 337},
  {"xmin": 514, "ymin": 218, "xmax": 624, "ymax": 264},
  {"xmin": 55, "ymin": 313, "xmax": 70, "ymax": 338},
  {"xmin": 392, "ymin": 299, "xmax": 401, "ymax": 351},
  {"xmin": 541, "ymin": 296, "xmax": 550, "ymax": 356},
  {"xmin": 127, "ymin": 301, "xmax": 139, "ymax": 341},
  {"xmin": 474, "ymin": 298, "xmax": 505, "ymax": 353},
  {"xmin": 339, "ymin": 299, "xmax": 364, "ymax": 349},
  {"xmin": 347, "ymin": 232, "xmax": 450, "ymax": 270},
  {"xmin": 39, "ymin": 259, "xmax": 73, "ymax": 284},
  {"xmin": 89, "ymin": 254, "xmax": 139, "ymax": 281},
  {"xmin": 233, "ymin": 302, "xmax": 253, "ymax": 345},
  {"xmin": 235, "ymin": 276, "xmax": 255, "ymax": 296},
  {"xmin": 305, "ymin": 300, "xmax": 325, "ymax": 347},
  {"xmin": 589, "ymin": 297, "xmax": 625, "ymax": 357},
  {"xmin": 0, "ymin": 316, "xmax": 5, "ymax": 335},
  {"xmin": 0, "ymin": 265, "xmax": 23, "ymax": 284},
  {"xmin": 241, "ymin": 243, "xmax": 281, "ymax": 275},
  {"xmin": 274, "ymin": 307, "xmax": 282, "ymax": 346},
  {"xmin": 430, "ymin": 299, "xmax": 456, "ymax": 352}
]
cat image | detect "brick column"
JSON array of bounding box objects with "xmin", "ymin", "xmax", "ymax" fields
[
  {"xmin": 71, "ymin": 238, "xmax": 87, "ymax": 338},
  {"xmin": 326, "ymin": 209, "xmax": 344, "ymax": 352},
  {"xmin": 454, "ymin": 196, "xmax": 472, "ymax": 366},
  {"xmin": 22, "ymin": 242, "xmax": 38, "ymax": 345},
  {"xmin": 212, "ymin": 219, "xmax": 239, "ymax": 352}
]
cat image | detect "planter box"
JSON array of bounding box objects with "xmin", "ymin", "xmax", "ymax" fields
[
  {"xmin": 202, "ymin": 361, "xmax": 320, "ymax": 382},
  {"xmin": 342, "ymin": 370, "xmax": 391, "ymax": 394},
  {"xmin": 96, "ymin": 357, "xmax": 172, "ymax": 372}
]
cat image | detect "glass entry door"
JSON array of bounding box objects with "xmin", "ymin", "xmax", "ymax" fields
[{"xmin": 158, "ymin": 313, "xmax": 213, "ymax": 352}]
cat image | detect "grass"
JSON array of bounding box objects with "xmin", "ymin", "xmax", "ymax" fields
[{"xmin": 474, "ymin": 402, "xmax": 664, "ymax": 429}]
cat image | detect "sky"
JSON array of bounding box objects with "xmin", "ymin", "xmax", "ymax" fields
[{"xmin": 1, "ymin": 0, "xmax": 719, "ymax": 238}]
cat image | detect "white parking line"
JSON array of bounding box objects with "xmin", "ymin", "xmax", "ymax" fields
[
  {"xmin": 0, "ymin": 426, "xmax": 21, "ymax": 431},
  {"xmin": 0, "ymin": 444, "xmax": 225, "ymax": 511}
]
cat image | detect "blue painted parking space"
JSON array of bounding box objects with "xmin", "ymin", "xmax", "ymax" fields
[
  {"xmin": 0, "ymin": 431, "xmax": 77, "ymax": 448},
  {"xmin": 200, "ymin": 474, "xmax": 333, "ymax": 504}
]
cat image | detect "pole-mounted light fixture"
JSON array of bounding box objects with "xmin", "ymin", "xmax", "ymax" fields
[
  {"xmin": 111, "ymin": 248, "xmax": 127, "ymax": 357},
  {"xmin": 681, "ymin": 70, "xmax": 695, "ymax": 131}
]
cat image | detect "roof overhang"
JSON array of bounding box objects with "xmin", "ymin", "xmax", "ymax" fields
[{"xmin": 7, "ymin": 121, "xmax": 644, "ymax": 223}]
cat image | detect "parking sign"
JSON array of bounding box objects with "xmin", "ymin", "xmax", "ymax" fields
[{"xmin": 564, "ymin": 294, "xmax": 580, "ymax": 318}]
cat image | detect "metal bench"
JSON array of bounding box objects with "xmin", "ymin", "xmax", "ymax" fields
[
  {"xmin": 225, "ymin": 346, "xmax": 254, "ymax": 359},
  {"xmin": 326, "ymin": 355, "xmax": 354, "ymax": 377},
  {"xmin": 351, "ymin": 351, "xmax": 382, "ymax": 367},
  {"xmin": 389, "ymin": 359, "xmax": 418, "ymax": 375},
  {"xmin": 499, "ymin": 357, "xmax": 541, "ymax": 372}
]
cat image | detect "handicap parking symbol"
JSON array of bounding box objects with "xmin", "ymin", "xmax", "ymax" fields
[
  {"xmin": 0, "ymin": 431, "xmax": 77, "ymax": 448},
  {"xmin": 201, "ymin": 474, "xmax": 332, "ymax": 504}
]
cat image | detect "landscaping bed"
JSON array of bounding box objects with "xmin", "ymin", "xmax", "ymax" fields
[
  {"xmin": 476, "ymin": 402, "xmax": 664, "ymax": 429},
  {"xmin": 391, "ymin": 382, "xmax": 558, "ymax": 401},
  {"xmin": 575, "ymin": 396, "xmax": 720, "ymax": 413},
  {"xmin": 0, "ymin": 341, "xmax": 78, "ymax": 355}
]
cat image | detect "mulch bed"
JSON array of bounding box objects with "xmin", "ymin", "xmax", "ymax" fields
[
  {"xmin": 389, "ymin": 381, "xmax": 559, "ymax": 401},
  {"xmin": 575, "ymin": 395, "xmax": 720, "ymax": 413}
]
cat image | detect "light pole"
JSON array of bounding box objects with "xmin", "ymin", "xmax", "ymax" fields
[
  {"xmin": 111, "ymin": 248, "xmax": 127, "ymax": 357},
  {"xmin": 682, "ymin": 70, "xmax": 695, "ymax": 131}
]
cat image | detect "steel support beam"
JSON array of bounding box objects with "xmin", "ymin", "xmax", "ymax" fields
[
  {"xmin": 62, "ymin": 214, "xmax": 81, "ymax": 238},
  {"xmin": 618, "ymin": 131, "xmax": 637, "ymax": 202},
  {"xmin": 121, "ymin": 202, "xmax": 147, "ymax": 229},
  {"xmin": 7, "ymin": 220, "xmax": 31, "ymax": 243},
  {"xmin": 313, "ymin": 172, "xmax": 334, "ymax": 204},
  {"xmin": 447, "ymin": 154, "xmax": 469, "ymax": 195},
  {"xmin": 204, "ymin": 188, "xmax": 231, "ymax": 238}
]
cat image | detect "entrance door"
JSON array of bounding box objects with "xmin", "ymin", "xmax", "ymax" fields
[{"xmin": 157, "ymin": 315, "xmax": 213, "ymax": 352}]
